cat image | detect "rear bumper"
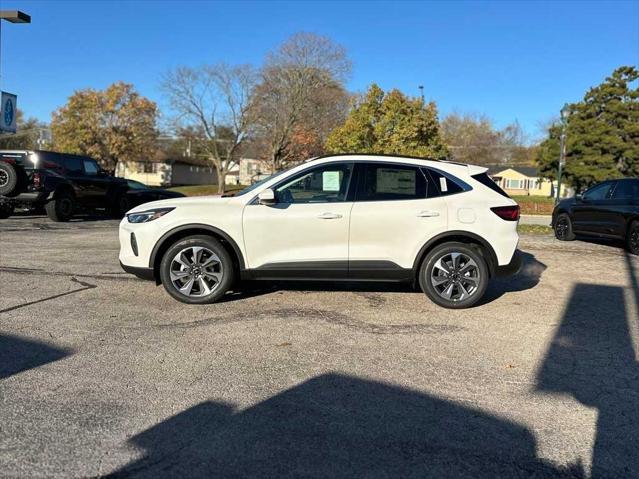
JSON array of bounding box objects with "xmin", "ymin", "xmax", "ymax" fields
[
  {"xmin": 120, "ymin": 261, "xmax": 155, "ymax": 281},
  {"xmin": 0, "ymin": 191, "xmax": 50, "ymax": 203},
  {"xmin": 495, "ymin": 249, "xmax": 523, "ymax": 278}
]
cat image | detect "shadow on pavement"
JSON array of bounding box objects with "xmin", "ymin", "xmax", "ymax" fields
[
  {"xmin": 481, "ymin": 251, "xmax": 547, "ymax": 304},
  {"xmin": 535, "ymin": 252, "xmax": 639, "ymax": 478},
  {"xmin": 107, "ymin": 373, "xmax": 582, "ymax": 478},
  {"xmin": 223, "ymin": 251, "xmax": 546, "ymax": 305},
  {"xmin": 0, "ymin": 333, "xmax": 71, "ymax": 380}
]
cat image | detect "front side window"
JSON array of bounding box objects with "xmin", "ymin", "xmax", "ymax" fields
[
  {"xmin": 83, "ymin": 159, "xmax": 99, "ymax": 175},
  {"xmin": 583, "ymin": 182, "xmax": 613, "ymax": 201},
  {"xmin": 275, "ymin": 162, "xmax": 353, "ymax": 204},
  {"xmin": 356, "ymin": 163, "xmax": 427, "ymax": 202}
]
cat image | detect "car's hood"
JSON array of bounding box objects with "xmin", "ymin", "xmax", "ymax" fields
[{"xmin": 127, "ymin": 195, "xmax": 229, "ymax": 213}]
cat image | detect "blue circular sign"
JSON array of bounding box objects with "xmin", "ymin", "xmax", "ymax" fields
[{"xmin": 4, "ymin": 98, "xmax": 14, "ymax": 127}]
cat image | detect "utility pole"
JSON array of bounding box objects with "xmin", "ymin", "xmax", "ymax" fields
[
  {"xmin": 418, "ymin": 85, "xmax": 424, "ymax": 105},
  {"xmin": 555, "ymin": 104, "xmax": 569, "ymax": 205}
]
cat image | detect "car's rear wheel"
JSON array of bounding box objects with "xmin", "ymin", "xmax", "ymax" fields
[
  {"xmin": 554, "ymin": 213, "xmax": 575, "ymax": 241},
  {"xmin": 160, "ymin": 235, "xmax": 235, "ymax": 304},
  {"xmin": 627, "ymin": 221, "xmax": 639, "ymax": 256},
  {"xmin": 419, "ymin": 242, "xmax": 489, "ymax": 309},
  {"xmin": 45, "ymin": 191, "xmax": 75, "ymax": 222},
  {"xmin": 0, "ymin": 203, "xmax": 14, "ymax": 219}
]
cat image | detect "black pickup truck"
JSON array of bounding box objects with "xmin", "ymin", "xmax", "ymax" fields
[{"xmin": 0, "ymin": 149, "xmax": 128, "ymax": 221}]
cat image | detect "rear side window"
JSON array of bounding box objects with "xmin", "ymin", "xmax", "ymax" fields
[
  {"xmin": 612, "ymin": 180, "xmax": 639, "ymax": 200},
  {"xmin": 472, "ymin": 172, "xmax": 510, "ymax": 198},
  {"xmin": 426, "ymin": 168, "xmax": 466, "ymax": 196},
  {"xmin": 356, "ymin": 163, "xmax": 428, "ymax": 201},
  {"xmin": 63, "ymin": 157, "xmax": 83, "ymax": 175}
]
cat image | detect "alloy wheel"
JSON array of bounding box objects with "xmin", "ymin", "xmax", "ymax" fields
[
  {"xmin": 555, "ymin": 217, "xmax": 569, "ymax": 240},
  {"xmin": 430, "ymin": 252, "xmax": 481, "ymax": 302},
  {"xmin": 0, "ymin": 170, "xmax": 8, "ymax": 187},
  {"xmin": 170, "ymin": 246, "xmax": 223, "ymax": 297}
]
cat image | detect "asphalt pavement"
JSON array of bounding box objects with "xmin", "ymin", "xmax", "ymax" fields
[{"xmin": 0, "ymin": 214, "xmax": 637, "ymax": 478}]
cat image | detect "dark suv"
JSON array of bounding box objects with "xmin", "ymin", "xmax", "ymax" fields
[
  {"xmin": 0, "ymin": 149, "xmax": 128, "ymax": 221},
  {"xmin": 552, "ymin": 178, "xmax": 639, "ymax": 254}
]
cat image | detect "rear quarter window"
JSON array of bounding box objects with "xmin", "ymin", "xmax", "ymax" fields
[{"xmin": 472, "ymin": 173, "xmax": 510, "ymax": 198}]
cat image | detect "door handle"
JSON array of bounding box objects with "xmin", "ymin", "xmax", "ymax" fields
[
  {"xmin": 417, "ymin": 211, "xmax": 440, "ymax": 217},
  {"xmin": 317, "ymin": 212, "xmax": 343, "ymax": 219}
]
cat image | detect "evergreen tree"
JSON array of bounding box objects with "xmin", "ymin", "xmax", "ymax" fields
[{"xmin": 537, "ymin": 66, "xmax": 638, "ymax": 191}]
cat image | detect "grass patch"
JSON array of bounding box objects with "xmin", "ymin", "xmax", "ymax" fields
[
  {"xmin": 518, "ymin": 224, "xmax": 553, "ymax": 235},
  {"xmin": 168, "ymin": 184, "xmax": 246, "ymax": 196}
]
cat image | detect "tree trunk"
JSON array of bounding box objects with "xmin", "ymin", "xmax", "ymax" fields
[{"xmin": 217, "ymin": 169, "xmax": 226, "ymax": 194}]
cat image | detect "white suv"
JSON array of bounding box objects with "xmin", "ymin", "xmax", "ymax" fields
[{"xmin": 119, "ymin": 154, "xmax": 521, "ymax": 308}]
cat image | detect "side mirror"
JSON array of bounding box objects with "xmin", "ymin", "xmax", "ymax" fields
[
  {"xmin": 258, "ymin": 188, "xmax": 276, "ymax": 205},
  {"xmin": 575, "ymin": 194, "xmax": 583, "ymax": 201}
]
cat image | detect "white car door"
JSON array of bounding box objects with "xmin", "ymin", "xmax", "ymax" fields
[
  {"xmin": 348, "ymin": 162, "xmax": 448, "ymax": 275},
  {"xmin": 243, "ymin": 162, "xmax": 355, "ymax": 277}
]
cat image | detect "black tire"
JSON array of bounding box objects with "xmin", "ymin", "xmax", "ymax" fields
[
  {"xmin": 0, "ymin": 203, "xmax": 14, "ymax": 219},
  {"xmin": 45, "ymin": 191, "xmax": 75, "ymax": 222},
  {"xmin": 0, "ymin": 162, "xmax": 18, "ymax": 196},
  {"xmin": 111, "ymin": 195, "xmax": 131, "ymax": 218},
  {"xmin": 554, "ymin": 213, "xmax": 575, "ymax": 241},
  {"xmin": 160, "ymin": 235, "xmax": 235, "ymax": 304},
  {"xmin": 419, "ymin": 242, "xmax": 489, "ymax": 309},
  {"xmin": 627, "ymin": 221, "xmax": 639, "ymax": 256}
]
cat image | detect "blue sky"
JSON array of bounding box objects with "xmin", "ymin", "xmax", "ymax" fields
[{"xmin": 2, "ymin": 0, "xmax": 638, "ymax": 141}]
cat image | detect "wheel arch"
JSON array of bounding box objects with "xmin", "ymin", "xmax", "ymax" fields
[
  {"xmin": 412, "ymin": 231, "xmax": 499, "ymax": 278},
  {"xmin": 149, "ymin": 224, "xmax": 245, "ymax": 284}
]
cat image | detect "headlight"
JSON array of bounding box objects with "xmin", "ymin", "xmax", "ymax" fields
[{"xmin": 127, "ymin": 207, "xmax": 175, "ymax": 223}]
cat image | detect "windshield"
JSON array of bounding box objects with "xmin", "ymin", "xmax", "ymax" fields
[{"xmin": 233, "ymin": 167, "xmax": 294, "ymax": 196}]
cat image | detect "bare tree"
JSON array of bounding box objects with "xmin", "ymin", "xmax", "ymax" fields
[
  {"xmin": 252, "ymin": 32, "xmax": 352, "ymax": 172},
  {"xmin": 442, "ymin": 112, "xmax": 530, "ymax": 166},
  {"xmin": 162, "ymin": 64, "xmax": 256, "ymax": 193}
]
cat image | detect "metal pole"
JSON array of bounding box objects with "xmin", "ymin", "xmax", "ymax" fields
[
  {"xmin": 555, "ymin": 105, "xmax": 568, "ymax": 204},
  {"xmin": 418, "ymin": 85, "xmax": 424, "ymax": 105}
]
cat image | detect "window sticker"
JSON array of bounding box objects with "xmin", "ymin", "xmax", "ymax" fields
[
  {"xmin": 377, "ymin": 168, "xmax": 416, "ymax": 194},
  {"xmin": 322, "ymin": 171, "xmax": 341, "ymax": 192},
  {"xmin": 439, "ymin": 177, "xmax": 448, "ymax": 192}
]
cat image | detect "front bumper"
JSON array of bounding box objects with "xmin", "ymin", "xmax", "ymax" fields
[
  {"xmin": 120, "ymin": 261, "xmax": 155, "ymax": 281},
  {"xmin": 495, "ymin": 249, "xmax": 523, "ymax": 278}
]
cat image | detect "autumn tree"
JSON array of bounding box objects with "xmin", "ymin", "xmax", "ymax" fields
[
  {"xmin": 537, "ymin": 66, "xmax": 639, "ymax": 191},
  {"xmin": 251, "ymin": 32, "xmax": 351, "ymax": 172},
  {"xmin": 51, "ymin": 82, "xmax": 158, "ymax": 169},
  {"xmin": 0, "ymin": 109, "xmax": 49, "ymax": 150},
  {"xmin": 162, "ymin": 64, "xmax": 256, "ymax": 193},
  {"xmin": 325, "ymin": 84, "xmax": 448, "ymax": 159}
]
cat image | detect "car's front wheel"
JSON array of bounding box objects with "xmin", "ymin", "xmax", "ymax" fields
[
  {"xmin": 627, "ymin": 221, "xmax": 639, "ymax": 256},
  {"xmin": 554, "ymin": 213, "xmax": 575, "ymax": 241},
  {"xmin": 419, "ymin": 242, "xmax": 489, "ymax": 309},
  {"xmin": 159, "ymin": 235, "xmax": 235, "ymax": 304}
]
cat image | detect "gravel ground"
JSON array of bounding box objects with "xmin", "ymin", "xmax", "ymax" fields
[{"xmin": 0, "ymin": 214, "xmax": 637, "ymax": 478}]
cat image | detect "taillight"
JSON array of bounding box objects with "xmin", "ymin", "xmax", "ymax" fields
[
  {"xmin": 491, "ymin": 205, "xmax": 520, "ymax": 221},
  {"xmin": 32, "ymin": 172, "xmax": 42, "ymax": 189}
]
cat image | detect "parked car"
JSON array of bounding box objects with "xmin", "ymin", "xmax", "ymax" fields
[
  {"xmin": 0, "ymin": 149, "xmax": 128, "ymax": 221},
  {"xmin": 119, "ymin": 154, "xmax": 522, "ymax": 309},
  {"xmin": 552, "ymin": 178, "xmax": 639, "ymax": 254},
  {"xmin": 120, "ymin": 179, "xmax": 185, "ymax": 212}
]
